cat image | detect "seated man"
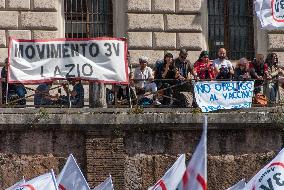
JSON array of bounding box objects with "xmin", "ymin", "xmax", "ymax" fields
[
  {"xmin": 1, "ymin": 58, "xmax": 26, "ymax": 105},
  {"xmin": 134, "ymin": 56, "xmax": 160, "ymax": 105},
  {"xmin": 174, "ymin": 49, "xmax": 197, "ymax": 80},
  {"xmin": 34, "ymin": 82, "xmax": 57, "ymax": 107},
  {"xmin": 213, "ymin": 48, "xmax": 234, "ymax": 80},
  {"xmin": 60, "ymin": 79, "xmax": 84, "ymax": 108}
]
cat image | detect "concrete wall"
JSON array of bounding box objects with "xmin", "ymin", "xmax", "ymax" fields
[
  {"xmin": 126, "ymin": 0, "xmax": 206, "ymax": 66},
  {"xmin": 0, "ymin": 108, "xmax": 283, "ymax": 190},
  {"xmin": 0, "ymin": 0, "xmax": 62, "ymax": 65}
]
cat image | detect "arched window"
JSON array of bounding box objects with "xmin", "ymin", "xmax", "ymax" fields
[
  {"xmin": 208, "ymin": 0, "xmax": 254, "ymax": 60},
  {"xmin": 64, "ymin": 0, "xmax": 113, "ymax": 38}
]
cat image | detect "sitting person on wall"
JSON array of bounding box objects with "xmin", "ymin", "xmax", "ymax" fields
[
  {"xmin": 213, "ymin": 48, "xmax": 234, "ymax": 80},
  {"xmin": 134, "ymin": 56, "xmax": 160, "ymax": 105},
  {"xmin": 194, "ymin": 51, "xmax": 215, "ymax": 80},
  {"xmin": 265, "ymin": 53, "xmax": 284, "ymax": 103},
  {"xmin": 174, "ymin": 48, "xmax": 197, "ymax": 80},
  {"xmin": 154, "ymin": 53, "xmax": 180, "ymax": 105},
  {"xmin": 234, "ymin": 58, "xmax": 251, "ymax": 80},
  {"xmin": 1, "ymin": 58, "xmax": 26, "ymax": 105},
  {"xmin": 34, "ymin": 82, "xmax": 58, "ymax": 107},
  {"xmin": 250, "ymin": 54, "xmax": 269, "ymax": 95},
  {"xmin": 60, "ymin": 79, "xmax": 84, "ymax": 108}
]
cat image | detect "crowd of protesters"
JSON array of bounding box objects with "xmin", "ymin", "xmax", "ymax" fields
[
  {"xmin": 1, "ymin": 48, "xmax": 284, "ymax": 108},
  {"xmin": 124, "ymin": 48, "xmax": 284, "ymax": 107}
]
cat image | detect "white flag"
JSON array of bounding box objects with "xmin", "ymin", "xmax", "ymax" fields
[
  {"xmin": 12, "ymin": 172, "xmax": 58, "ymax": 190},
  {"xmin": 245, "ymin": 148, "xmax": 284, "ymax": 190},
  {"xmin": 148, "ymin": 154, "xmax": 186, "ymax": 190},
  {"xmin": 5, "ymin": 178, "xmax": 25, "ymax": 190},
  {"xmin": 178, "ymin": 116, "xmax": 207, "ymax": 190},
  {"xmin": 227, "ymin": 179, "xmax": 246, "ymax": 190},
  {"xmin": 255, "ymin": 0, "xmax": 284, "ymax": 29},
  {"xmin": 93, "ymin": 175, "xmax": 114, "ymax": 190},
  {"xmin": 57, "ymin": 154, "xmax": 91, "ymax": 190}
]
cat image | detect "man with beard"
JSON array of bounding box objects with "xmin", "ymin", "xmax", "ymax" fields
[{"xmin": 213, "ymin": 48, "xmax": 234, "ymax": 79}]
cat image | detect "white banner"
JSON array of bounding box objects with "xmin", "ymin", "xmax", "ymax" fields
[
  {"xmin": 93, "ymin": 175, "xmax": 114, "ymax": 190},
  {"xmin": 194, "ymin": 81, "xmax": 254, "ymax": 112},
  {"xmin": 5, "ymin": 179, "xmax": 25, "ymax": 190},
  {"xmin": 227, "ymin": 179, "xmax": 246, "ymax": 190},
  {"xmin": 57, "ymin": 154, "xmax": 91, "ymax": 190},
  {"xmin": 178, "ymin": 116, "xmax": 207, "ymax": 190},
  {"xmin": 14, "ymin": 172, "xmax": 58, "ymax": 190},
  {"xmin": 8, "ymin": 38, "xmax": 128, "ymax": 84},
  {"xmin": 245, "ymin": 148, "xmax": 284, "ymax": 190},
  {"xmin": 148, "ymin": 154, "xmax": 186, "ymax": 190},
  {"xmin": 255, "ymin": 0, "xmax": 284, "ymax": 29}
]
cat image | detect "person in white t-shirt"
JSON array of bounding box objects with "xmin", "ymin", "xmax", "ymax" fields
[
  {"xmin": 213, "ymin": 48, "xmax": 234, "ymax": 79},
  {"xmin": 134, "ymin": 56, "xmax": 157, "ymax": 92},
  {"xmin": 134, "ymin": 56, "xmax": 161, "ymax": 105}
]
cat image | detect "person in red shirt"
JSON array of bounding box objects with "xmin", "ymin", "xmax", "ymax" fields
[{"xmin": 194, "ymin": 51, "xmax": 215, "ymax": 80}]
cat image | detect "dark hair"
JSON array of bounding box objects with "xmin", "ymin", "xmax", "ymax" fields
[
  {"xmin": 198, "ymin": 51, "xmax": 209, "ymax": 61},
  {"xmin": 164, "ymin": 52, "xmax": 173, "ymax": 59},
  {"xmin": 179, "ymin": 48, "xmax": 188, "ymax": 56},
  {"xmin": 265, "ymin": 53, "xmax": 278, "ymax": 67}
]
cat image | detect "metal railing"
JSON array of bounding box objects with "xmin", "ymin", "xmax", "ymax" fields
[{"xmin": 0, "ymin": 78, "xmax": 283, "ymax": 109}]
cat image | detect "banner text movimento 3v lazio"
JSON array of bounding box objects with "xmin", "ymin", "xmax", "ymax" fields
[{"xmin": 8, "ymin": 38, "xmax": 128, "ymax": 84}]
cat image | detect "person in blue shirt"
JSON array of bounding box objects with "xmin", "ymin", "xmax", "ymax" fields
[
  {"xmin": 34, "ymin": 82, "xmax": 57, "ymax": 107},
  {"xmin": 1, "ymin": 58, "xmax": 26, "ymax": 105},
  {"xmin": 61, "ymin": 79, "xmax": 84, "ymax": 107}
]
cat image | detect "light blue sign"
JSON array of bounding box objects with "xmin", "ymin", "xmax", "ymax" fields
[{"xmin": 194, "ymin": 81, "xmax": 254, "ymax": 112}]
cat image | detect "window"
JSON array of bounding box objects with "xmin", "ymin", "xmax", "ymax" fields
[
  {"xmin": 208, "ymin": 0, "xmax": 254, "ymax": 60},
  {"xmin": 64, "ymin": 0, "xmax": 113, "ymax": 38}
]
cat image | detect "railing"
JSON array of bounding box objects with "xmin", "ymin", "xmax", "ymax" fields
[{"xmin": 0, "ymin": 78, "xmax": 283, "ymax": 109}]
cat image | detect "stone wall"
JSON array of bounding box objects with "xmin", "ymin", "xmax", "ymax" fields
[
  {"xmin": 0, "ymin": 0, "xmax": 61, "ymax": 65},
  {"xmin": 268, "ymin": 33, "xmax": 284, "ymax": 63},
  {"xmin": 126, "ymin": 0, "xmax": 205, "ymax": 66},
  {"xmin": 0, "ymin": 108, "xmax": 283, "ymax": 189}
]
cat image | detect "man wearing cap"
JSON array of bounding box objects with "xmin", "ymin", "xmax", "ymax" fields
[{"xmin": 134, "ymin": 56, "xmax": 160, "ymax": 104}]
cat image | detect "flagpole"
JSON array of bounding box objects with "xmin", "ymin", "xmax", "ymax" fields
[
  {"xmin": 51, "ymin": 169, "xmax": 60, "ymax": 190},
  {"xmin": 204, "ymin": 115, "xmax": 208, "ymax": 184}
]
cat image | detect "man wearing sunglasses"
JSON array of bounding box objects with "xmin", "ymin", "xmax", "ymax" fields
[
  {"xmin": 172, "ymin": 49, "xmax": 197, "ymax": 108},
  {"xmin": 174, "ymin": 48, "xmax": 197, "ymax": 80}
]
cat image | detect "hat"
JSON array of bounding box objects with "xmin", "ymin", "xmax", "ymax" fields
[
  {"xmin": 139, "ymin": 56, "xmax": 149, "ymax": 63},
  {"xmin": 199, "ymin": 51, "xmax": 209, "ymax": 60}
]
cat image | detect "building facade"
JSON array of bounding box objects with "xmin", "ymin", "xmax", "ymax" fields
[{"xmin": 0, "ymin": 0, "xmax": 282, "ymax": 67}]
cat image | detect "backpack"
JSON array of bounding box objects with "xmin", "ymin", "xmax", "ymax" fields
[{"xmin": 253, "ymin": 93, "xmax": 267, "ymax": 106}]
